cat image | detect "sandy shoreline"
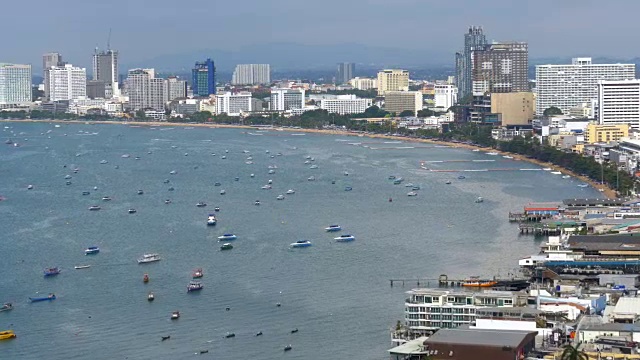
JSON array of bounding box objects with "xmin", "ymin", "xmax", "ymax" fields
[{"xmin": 1, "ymin": 118, "xmax": 617, "ymax": 199}]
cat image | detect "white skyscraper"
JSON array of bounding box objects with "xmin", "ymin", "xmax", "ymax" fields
[
  {"xmin": 166, "ymin": 76, "xmax": 187, "ymax": 101},
  {"xmin": 535, "ymin": 58, "xmax": 635, "ymax": 115},
  {"xmin": 0, "ymin": 63, "xmax": 32, "ymax": 105},
  {"xmin": 597, "ymin": 79, "xmax": 640, "ymax": 129},
  {"xmin": 232, "ymin": 64, "xmax": 271, "ymax": 85},
  {"xmin": 320, "ymin": 95, "xmax": 372, "ymax": 115},
  {"xmin": 125, "ymin": 69, "xmax": 167, "ymax": 111},
  {"xmin": 44, "ymin": 64, "xmax": 87, "ymax": 101},
  {"xmin": 215, "ymin": 92, "xmax": 252, "ymax": 115},
  {"xmin": 434, "ymin": 84, "xmax": 458, "ymax": 110},
  {"xmin": 270, "ymin": 89, "xmax": 304, "ymax": 111}
]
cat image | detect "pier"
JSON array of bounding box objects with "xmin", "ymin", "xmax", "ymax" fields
[
  {"xmin": 389, "ymin": 275, "xmax": 529, "ymax": 290},
  {"xmin": 518, "ymin": 223, "xmax": 563, "ymax": 236},
  {"xmin": 509, "ymin": 212, "xmax": 553, "ymax": 222}
]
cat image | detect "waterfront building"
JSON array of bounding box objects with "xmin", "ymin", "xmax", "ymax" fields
[
  {"xmin": 336, "ymin": 62, "xmax": 355, "ymax": 84},
  {"xmin": 44, "ymin": 64, "xmax": 87, "ymax": 101},
  {"xmin": 231, "ymin": 64, "xmax": 271, "ymax": 85},
  {"xmin": 125, "ymin": 68, "xmax": 167, "ymax": 111},
  {"xmin": 490, "ymin": 92, "xmax": 535, "ymax": 126},
  {"xmin": 455, "ymin": 26, "xmax": 488, "ymax": 99},
  {"xmin": 349, "ymin": 77, "xmax": 377, "ymax": 91},
  {"xmin": 171, "ymin": 99, "xmax": 200, "ymax": 116},
  {"xmin": 584, "ymin": 122, "xmax": 630, "ymax": 144},
  {"xmin": 215, "ymin": 92, "xmax": 252, "ymax": 116},
  {"xmin": 472, "ymin": 42, "xmax": 528, "ymax": 94},
  {"xmin": 377, "ymin": 69, "xmax": 409, "ymax": 95},
  {"xmin": 384, "ymin": 91, "xmax": 422, "ymax": 115},
  {"xmin": 434, "ymin": 84, "xmax": 458, "ymax": 110},
  {"xmin": 192, "ymin": 59, "xmax": 216, "ymax": 97},
  {"xmin": 67, "ymin": 97, "xmax": 108, "ymax": 115},
  {"xmin": 536, "ymin": 58, "xmax": 635, "ymax": 116},
  {"xmin": 166, "ymin": 76, "xmax": 187, "ymax": 101},
  {"xmin": 320, "ymin": 95, "xmax": 372, "ymax": 115},
  {"xmin": 270, "ymin": 88, "xmax": 304, "ymax": 111},
  {"xmin": 0, "ymin": 63, "xmax": 32, "ymax": 105},
  {"xmin": 42, "ymin": 52, "xmax": 64, "ymax": 73},
  {"xmin": 423, "ymin": 328, "xmax": 537, "ymax": 360},
  {"xmin": 597, "ymin": 79, "xmax": 640, "ymax": 129},
  {"xmin": 92, "ymin": 49, "xmax": 119, "ymax": 97}
]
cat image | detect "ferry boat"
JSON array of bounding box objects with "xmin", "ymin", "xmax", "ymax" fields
[
  {"xmin": 192, "ymin": 268, "xmax": 203, "ymax": 279},
  {"xmin": 290, "ymin": 240, "xmax": 312, "ymax": 248},
  {"xmin": 0, "ymin": 330, "xmax": 16, "ymax": 340},
  {"xmin": 461, "ymin": 277, "xmax": 497, "ymax": 287},
  {"xmin": 207, "ymin": 214, "xmax": 217, "ymax": 226},
  {"xmin": 44, "ymin": 267, "xmax": 60, "ymax": 277},
  {"xmin": 220, "ymin": 243, "xmax": 233, "ymax": 250},
  {"xmin": 29, "ymin": 293, "xmax": 56, "ymax": 302},
  {"xmin": 187, "ymin": 281, "xmax": 203, "ymax": 292},
  {"xmin": 335, "ymin": 234, "xmax": 355, "ymax": 242},
  {"xmin": 325, "ymin": 225, "xmax": 342, "ymax": 232},
  {"xmin": 138, "ymin": 254, "xmax": 161, "ymax": 264},
  {"xmin": 85, "ymin": 246, "xmax": 100, "ymax": 255},
  {"xmin": 0, "ymin": 303, "xmax": 13, "ymax": 312},
  {"xmin": 218, "ymin": 234, "xmax": 237, "ymax": 241}
]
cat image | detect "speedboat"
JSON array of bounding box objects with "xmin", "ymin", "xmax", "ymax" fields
[
  {"xmin": 218, "ymin": 234, "xmax": 237, "ymax": 241},
  {"xmin": 268, "ymin": 165, "xmax": 278, "ymax": 169},
  {"xmin": 187, "ymin": 281, "xmax": 203, "ymax": 292},
  {"xmin": 221, "ymin": 156, "xmax": 227, "ymax": 159},
  {"xmin": 27, "ymin": 184, "xmax": 33, "ymax": 190},
  {"xmin": 220, "ymin": 243, "xmax": 233, "ymax": 250},
  {"xmin": 128, "ymin": 209, "xmax": 137, "ymax": 214},
  {"xmin": 254, "ymin": 200, "xmax": 261, "ymax": 206},
  {"xmin": 286, "ymin": 189, "xmax": 295, "ymax": 194},
  {"xmin": 29, "ymin": 293, "xmax": 56, "ymax": 302},
  {"xmin": 214, "ymin": 182, "xmax": 221, "ymax": 186},
  {"xmin": 335, "ymin": 234, "xmax": 355, "ymax": 242},
  {"xmin": 261, "ymin": 185, "xmax": 272, "ymax": 190},
  {"xmin": 85, "ymin": 246, "xmax": 100, "ymax": 255},
  {"xmin": 407, "ymin": 191, "xmax": 418, "ymax": 197},
  {"xmin": 290, "ymin": 240, "xmax": 312, "ymax": 248},
  {"xmin": 44, "ymin": 267, "xmax": 60, "ymax": 276},
  {"xmin": 220, "ymin": 190, "xmax": 226, "ymax": 195},
  {"xmin": 137, "ymin": 190, "xmax": 144, "ymax": 195},
  {"xmin": 344, "ymin": 186, "xmax": 352, "ymax": 191},
  {"xmin": 268, "ymin": 179, "xmax": 273, "ymax": 184},
  {"xmin": 148, "ymin": 292, "xmax": 155, "ymax": 302},
  {"xmin": 250, "ymin": 174, "xmax": 255, "ymax": 178},
  {"xmin": 276, "ymin": 195, "xmax": 285, "ymax": 200},
  {"xmin": 192, "ymin": 268, "xmax": 204, "ymax": 279},
  {"xmin": 137, "ymin": 254, "xmax": 161, "ymax": 264},
  {"xmin": 196, "ymin": 202, "xmax": 207, "ymax": 207},
  {"xmin": 171, "ymin": 311, "xmax": 180, "ymax": 320},
  {"xmin": 74, "ymin": 265, "xmax": 90, "ymax": 270},
  {"xmin": 102, "ymin": 196, "xmax": 111, "ymax": 201},
  {"xmin": 0, "ymin": 303, "xmax": 13, "ymax": 312},
  {"xmin": 207, "ymin": 214, "xmax": 217, "ymax": 226},
  {"xmin": 325, "ymin": 225, "xmax": 341, "ymax": 232},
  {"xmin": 0, "ymin": 330, "xmax": 15, "ymax": 341},
  {"xmin": 475, "ymin": 197, "xmax": 484, "ymax": 203},
  {"xmin": 307, "ymin": 176, "xmax": 315, "ymax": 181},
  {"xmin": 310, "ymin": 165, "xmax": 318, "ymax": 169}
]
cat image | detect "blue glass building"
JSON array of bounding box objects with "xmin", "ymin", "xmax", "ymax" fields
[{"xmin": 192, "ymin": 58, "xmax": 216, "ymax": 97}]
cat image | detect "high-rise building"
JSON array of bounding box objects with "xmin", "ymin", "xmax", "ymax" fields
[
  {"xmin": 472, "ymin": 42, "xmax": 528, "ymax": 95},
  {"xmin": 270, "ymin": 89, "xmax": 305, "ymax": 111},
  {"xmin": 349, "ymin": 77, "xmax": 377, "ymax": 91},
  {"xmin": 215, "ymin": 92, "xmax": 252, "ymax": 115},
  {"xmin": 535, "ymin": 58, "xmax": 635, "ymax": 116},
  {"xmin": 92, "ymin": 49, "xmax": 119, "ymax": 97},
  {"xmin": 44, "ymin": 64, "xmax": 87, "ymax": 101},
  {"xmin": 434, "ymin": 84, "xmax": 458, "ymax": 110},
  {"xmin": 377, "ymin": 70, "xmax": 409, "ymax": 95},
  {"xmin": 166, "ymin": 76, "xmax": 187, "ymax": 101},
  {"xmin": 86, "ymin": 80, "xmax": 106, "ymax": 99},
  {"xmin": 384, "ymin": 91, "xmax": 422, "ymax": 115},
  {"xmin": 192, "ymin": 59, "xmax": 216, "ymax": 97},
  {"xmin": 336, "ymin": 63, "xmax": 355, "ymax": 84},
  {"xmin": 0, "ymin": 63, "xmax": 32, "ymax": 105},
  {"xmin": 42, "ymin": 53, "xmax": 64, "ymax": 73},
  {"xmin": 320, "ymin": 95, "xmax": 372, "ymax": 115},
  {"xmin": 490, "ymin": 92, "xmax": 535, "ymax": 126},
  {"xmin": 231, "ymin": 64, "xmax": 271, "ymax": 85},
  {"xmin": 597, "ymin": 79, "xmax": 640, "ymax": 129},
  {"xmin": 455, "ymin": 26, "xmax": 487, "ymax": 99},
  {"xmin": 125, "ymin": 69, "xmax": 167, "ymax": 111}
]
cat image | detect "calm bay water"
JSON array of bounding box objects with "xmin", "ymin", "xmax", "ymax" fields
[{"xmin": 0, "ymin": 122, "xmax": 600, "ymax": 359}]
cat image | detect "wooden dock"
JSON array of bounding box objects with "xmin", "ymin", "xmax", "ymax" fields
[{"xmin": 518, "ymin": 223, "xmax": 563, "ymax": 236}]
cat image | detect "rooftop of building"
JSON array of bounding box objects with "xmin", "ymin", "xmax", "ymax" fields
[
  {"xmin": 388, "ymin": 337, "xmax": 429, "ymax": 355},
  {"xmin": 563, "ymin": 198, "xmax": 626, "ymax": 207},
  {"xmin": 568, "ymin": 233, "xmax": 640, "ymax": 251},
  {"xmin": 613, "ymin": 297, "xmax": 640, "ymax": 315},
  {"xmin": 581, "ymin": 322, "xmax": 640, "ymax": 332},
  {"xmin": 475, "ymin": 307, "xmax": 542, "ymax": 316},
  {"xmin": 424, "ymin": 328, "xmax": 537, "ymax": 348}
]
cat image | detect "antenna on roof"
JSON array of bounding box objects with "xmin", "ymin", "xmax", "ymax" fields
[{"xmin": 107, "ymin": 28, "xmax": 112, "ymax": 51}]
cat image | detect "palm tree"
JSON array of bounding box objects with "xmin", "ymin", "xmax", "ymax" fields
[{"xmin": 560, "ymin": 344, "xmax": 589, "ymax": 360}]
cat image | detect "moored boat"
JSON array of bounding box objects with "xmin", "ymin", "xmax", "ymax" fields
[
  {"xmin": 220, "ymin": 243, "xmax": 233, "ymax": 250},
  {"xmin": 475, "ymin": 197, "xmax": 484, "ymax": 203},
  {"xmin": 138, "ymin": 254, "xmax": 161, "ymax": 264},
  {"xmin": 276, "ymin": 194, "xmax": 285, "ymax": 200},
  {"xmin": 0, "ymin": 330, "xmax": 16, "ymax": 340},
  {"xmin": 334, "ymin": 234, "xmax": 355, "ymax": 242},
  {"xmin": 74, "ymin": 265, "xmax": 90, "ymax": 270},
  {"xmin": 148, "ymin": 292, "xmax": 155, "ymax": 302},
  {"xmin": 207, "ymin": 214, "xmax": 217, "ymax": 226},
  {"xmin": 196, "ymin": 202, "xmax": 207, "ymax": 207},
  {"xmin": 218, "ymin": 234, "xmax": 237, "ymax": 241},
  {"xmin": 29, "ymin": 293, "xmax": 56, "ymax": 302},
  {"xmin": 143, "ymin": 273, "xmax": 149, "ymax": 283},
  {"xmin": 128, "ymin": 209, "xmax": 137, "ymax": 214},
  {"xmin": 187, "ymin": 281, "xmax": 203, "ymax": 292},
  {"xmin": 0, "ymin": 303, "xmax": 13, "ymax": 312},
  {"xmin": 325, "ymin": 225, "xmax": 341, "ymax": 232},
  {"xmin": 344, "ymin": 186, "xmax": 353, "ymax": 191},
  {"xmin": 171, "ymin": 311, "xmax": 180, "ymax": 319},
  {"xmin": 461, "ymin": 277, "xmax": 497, "ymax": 287},
  {"xmin": 407, "ymin": 191, "xmax": 418, "ymax": 197},
  {"xmin": 290, "ymin": 240, "xmax": 312, "ymax": 248},
  {"xmin": 85, "ymin": 246, "xmax": 100, "ymax": 255},
  {"xmin": 88, "ymin": 205, "xmax": 101, "ymax": 211},
  {"xmin": 286, "ymin": 189, "xmax": 295, "ymax": 194},
  {"xmin": 307, "ymin": 176, "xmax": 315, "ymax": 181},
  {"xmin": 44, "ymin": 267, "xmax": 60, "ymax": 276},
  {"xmin": 192, "ymin": 268, "xmax": 203, "ymax": 279}
]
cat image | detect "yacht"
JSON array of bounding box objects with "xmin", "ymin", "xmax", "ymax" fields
[
  {"xmin": 64, "ymin": 175, "xmax": 72, "ymax": 179},
  {"xmin": 276, "ymin": 195, "xmax": 285, "ymax": 200},
  {"xmin": 290, "ymin": 240, "xmax": 312, "ymax": 248},
  {"xmin": 196, "ymin": 202, "xmax": 207, "ymax": 207},
  {"xmin": 305, "ymin": 156, "xmax": 312, "ymax": 160},
  {"xmin": 261, "ymin": 185, "xmax": 272, "ymax": 190},
  {"xmin": 74, "ymin": 265, "xmax": 90, "ymax": 270},
  {"xmin": 445, "ymin": 180, "xmax": 452, "ymax": 184},
  {"xmin": 218, "ymin": 234, "xmax": 237, "ymax": 241},
  {"xmin": 475, "ymin": 197, "xmax": 484, "ymax": 203},
  {"xmin": 85, "ymin": 246, "xmax": 100, "ymax": 255},
  {"xmin": 268, "ymin": 165, "xmax": 278, "ymax": 169},
  {"xmin": 407, "ymin": 191, "xmax": 418, "ymax": 197},
  {"xmin": 325, "ymin": 225, "xmax": 342, "ymax": 232},
  {"xmin": 207, "ymin": 214, "xmax": 217, "ymax": 226},
  {"xmin": 88, "ymin": 205, "xmax": 101, "ymax": 211},
  {"xmin": 286, "ymin": 189, "xmax": 295, "ymax": 194},
  {"xmin": 137, "ymin": 254, "xmax": 161, "ymax": 264},
  {"xmin": 187, "ymin": 281, "xmax": 203, "ymax": 292},
  {"xmin": 245, "ymin": 161, "xmax": 253, "ymax": 164},
  {"xmin": 412, "ymin": 186, "xmax": 421, "ymax": 191},
  {"xmin": 27, "ymin": 184, "xmax": 33, "ymax": 190},
  {"xmin": 335, "ymin": 234, "xmax": 355, "ymax": 242}
]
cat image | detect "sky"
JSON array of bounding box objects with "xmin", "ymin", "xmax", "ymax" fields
[{"xmin": 3, "ymin": 0, "xmax": 640, "ymax": 70}]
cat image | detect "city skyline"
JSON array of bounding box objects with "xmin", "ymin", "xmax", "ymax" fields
[{"xmin": 4, "ymin": 0, "xmax": 640, "ymax": 71}]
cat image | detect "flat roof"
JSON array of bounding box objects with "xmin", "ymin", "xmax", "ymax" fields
[
  {"xmin": 425, "ymin": 328, "xmax": 537, "ymax": 348},
  {"xmin": 388, "ymin": 337, "xmax": 430, "ymax": 355},
  {"xmin": 563, "ymin": 198, "xmax": 626, "ymax": 206},
  {"xmin": 569, "ymin": 234, "xmax": 640, "ymax": 251},
  {"xmin": 581, "ymin": 323, "xmax": 640, "ymax": 332}
]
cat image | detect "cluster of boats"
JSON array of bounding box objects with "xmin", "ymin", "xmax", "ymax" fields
[{"xmin": 290, "ymin": 225, "xmax": 356, "ymax": 248}]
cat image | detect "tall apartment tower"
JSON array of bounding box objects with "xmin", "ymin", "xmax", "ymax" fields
[
  {"xmin": 336, "ymin": 63, "xmax": 355, "ymax": 84},
  {"xmin": 231, "ymin": 64, "xmax": 271, "ymax": 85},
  {"xmin": 166, "ymin": 76, "xmax": 188, "ymax": 101},
  {"xmin": 44, "ymin": 64, "xmax": 87, "ymax": 101},
  {"xmin": 125, "ymin": 69, "xmax": 167, "ymax": 111},
  {"xmin": 0, "ymin": 63, "xmax": 32, "ymax": 105},
  {"xmin": 597, "ymin": 79, "xmax": 640, "ymax": 129},
  {"xmin": 455, "ymin": 26, "xmax": 487, "ymax": 99},
  {"xmin": 472, "ymin": 42, "xmax": 528, "ymax": 94},
  {"xmin": 270, "ymin": 89, "xmax": 305, "ymax": 111},
  {"xmin": 42, "ymin": 53, "xmax": 64, "ymax": 73},
  {"xmin": 192, "ymin": 59, "xmax": 216, "ymax": 97},
  {"xmin": 377, "ymin": 69, "xmax": 409, "ymax": 95},
  {"xmin": 92, "ymin": 49, "xmax": 119, "ymax": 97}
]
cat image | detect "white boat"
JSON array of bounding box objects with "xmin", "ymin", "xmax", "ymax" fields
[
  {"xmin": 276, "ymin": 195, "xmax": 285, "ymax": 200},
  {"xmin": 472, "ymin": 149, "xmax": 480, "ymax": 152},
  {"xmin": 218, "ymin": 234, "xmax": 237, "ymax": 241},
  {"xmin": 138, "ymin": 254, "xmax": 161, "ymax": 264},
  {"xmin": 486, "ymin": 152, "xmax": 498, "ymax": 156},
  {"xmin": 261, "ymin": 185, "xmax": 272, "ymax": 190},
  {"xmin": 100, "ymin": 160, "xmax": 108, "ymax": 164},
  {"xmin": 74, "ymin": 265, "xmax": 91, "ymax": 269},
  {"xmin": 245, "ymin": 161, "xmax": 253, "ymax": 164},
  {"xmin": 503, "ymin": 155, "xmax": 513, "ymax": 159},
  {"xmin": 169, "ymin": 170, "xmax": 177, "ymax": 175},
  {"xmin": 542, "ymin": 168, "xmax": 552, "ymax": 171},
  {"xmin": 207, "ymin": 214, "xmax": 217, "ymax": 226},
  {"xmin": 250, "ymin": 174, "xmax": 255, "ymax": 177},
  {"xmin": 268, "ymin": 165, "xmax": 278, "ymax": 169},
  {"xmin": 290, "ymin": 240, "xmax": 312, "ymax": 248},
  {"xmin": 550, "ymin": 171, "xmax": 562, "ymax": 175},
  {"xmin": 310, "ymin": 165, "xmax": 318, "ymax": 169},
  {"xmin": 407, "ymin": 192, "xmax": 418, "ymax": 197},
  {"xmin": 475, "ymin": 197, "xmax": 484, "ymax": 203},
  {"xmin": 268, "ymin": 179, "xmax": 273, "ymax": 184},
  {"xmin": 562, "ymin": 175, "xmax": 571, "ymax": 179},
  {"xmin": 577, "ymin": 184, "xmax": 589, "ymax": 188},
  {"xmin": 308, "ymin": 176, "xmax": 315, "ymax": 181},
  {"xmin": 220, "ymin": 190, "xmax": 226, "ymax": 195},
  {"xmin": 344, "ymin": 171, "xmax": 349, "ymax": 176},
  {"xmin": 304, "ymin": 160, "xmax": 310, "ymax": 164},
  {"xmin": 334, "ymin": 234, "xmax": 355, "ymax": 242},
  {"xmin": 221, "ymin": 156, "xmax": 227, "ymax": 159},
  {"xmin": 286, "ymin": 189, "xmax": 295, "ymax": 194},
  {"xmin": 325, "ymin": 225, "xmax": 341, "ymax": 232},
  {"xmin": 268, "ymin": 169, "xmax": 275, "ymax": 174}
]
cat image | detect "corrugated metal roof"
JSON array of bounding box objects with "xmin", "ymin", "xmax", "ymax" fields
[
  {"xmin": 613, "ymin": 297, "xmax": 640, "ymax": 316},
  {"xmin": 425, "ymin": 328, "xmax": 536, "ymax": 348}
]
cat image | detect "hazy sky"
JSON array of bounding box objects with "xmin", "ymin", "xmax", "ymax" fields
[{"xmin": 3, "ymin": 0, "xmax": 639, "ymax": 68}]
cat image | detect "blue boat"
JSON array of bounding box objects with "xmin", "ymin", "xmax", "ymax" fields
[
  {"xmin": 325, "ymin": 225, "xmax": 342, "ymax": 232},
  {"xmin": 85, "ymin": 246, "xmax": 100, "ymax": 255},
  {"xmin": 29, "ymin": 294, "xmax": 56, "ymax": 302},
  {"xmin": 44, "ymin": 267, "xmax": 60, "ymax": 277},
  {"xmin": 290, "ymin": 240, "xmax": 312, "ymax": 248},
  {"xmin": 344, "ymin": 186, "xmax": 352, "ymax": 191}
]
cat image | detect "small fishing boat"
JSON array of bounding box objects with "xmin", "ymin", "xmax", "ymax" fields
[
  {"xmin": 388, "ymin": 175, "xmax": 396, "ymax": 180},
  {"xmin": 187, "ymin": 281, "xmax": 203, "ymax": 292},
  {"xmin": 250, "ymin": 174, "xmax": 255, "ymax": 178},
  {"xmin": 74, "ymin": 265, "xmax": 90, "ymax": 270},
  {"xmin": 171, "ymin": 311, "xmax": 180, "ymax": 320},
  {"xmin": 192, "ymin": 268, "xmax": 203, "ymax": 279},
  {"xmin": 0, "ymin": 330, "xmax": 16, "ymax": 340},
  {"xmin": 307, "ymin": 176, "xmax": 315, "ymax": 181},
  {"xmin": 290, "ymin": 240, "xmax": 312, "ymax": 248},
  {"xmin": 169, "ymin": 170, "xmax": 177, "ymax": 175},
  {"xmin": 148, "ymin": 292, "xmax": 154, "ymax": 302},
  {"xmin": 100, "ymin": 160, "xmax": 108, "ymax": 164},
  {"xmin": 234, "ymin": 177, "xmax": 240, "ymax": 181},
  {"xmin": 207, "ymin": 214, "xmax": 217, "ymax": 226},
  {"xmin": 335, "ymin": 234, "xmax": 355, "ymax": 242},
  {"xmin": 218, "ymin": 234, "xmax": 237, "ymax": 241},
  {"xmin": 64, "ymin": 175, "xmax": 72, "ymax": 179},
  {"xmin": 220, "ymin": 190, "xmax": 226, "ymax": 195},
  {"xmin": 137, "ymin": 190, "xmax": 144, "ymax": 195},
  {"xmin": 404, "ymin": 183, "xmax": 414, "ymax": 188},
  {"xmin": 284, "ymin": 345, "xmax": 292, "ymax": 351},
  {"xmin": 168, "ymin": 187, "xmax": 174, "ymax": 191},
  {"xmin": 138, "ymin": 254, "xmax": 161, "ymax": 264},
  {"xmin": 445, "ymin": 180, "xmax": 452, "ymax": 184},
  {"xmin": 407, "ymin": 191, "xmax": 418, "ymax": 197},
  {"xmin": 254, "ymin": 200, "xmax": 261, "ymax": 206},
  {"xmin": 225, "ymin": 332, "xmax": 235, "ymax": 338},
  {"xmin": 0, "ymin": 303, "xmax": 13, "ymax": 312},
  {"xmin": 164, "ymin": 199, "xmax": 171, "ymax": 204},
  {"xmin": 220, "ymin": 243, "xmax": 233, "ymax": 250},
  {"xmin": 128, "ymin": 209, "xmax": 137, "ymax": 214},
  {"xmin": 562, "ymin": 175, "xmax": 571, "ymax": 179},
  {"xmin": 475, "ymin": 197, "xmax": 484, "ymax": 203},
  {"xmin": 310, "ymin": 165, "xmax": 318, "ymax": 169},
  {"xmin": 196, "ymin": 202, "xmax": 207, "ymax": 207},
  {"xmin": 268, "ymin": 179, "xmax": 273, "ymax": 184},
  {"xmin": 221, "ymin": 156, "xmax": 227, "ymax": 159},
  {"xmin": 102, "ymin": 196, "xmax": 112, "ymax": 201},
  {"xmin": 163, "ymin": 179, "xmax": 170, "ymax": 184},
  {"xmin": 343, "ymin": 171, "xmax": 349, "ymax": 176},
  {"xmin": 393, "ymin": 178, "xmax": 404, "ymax": 185},
  {"xmin": 462, "ymin": 277, "xmax": 497, "ymax": 287},
  {"xmin": 27, "ymin": 184, "xmax": 33, "ymax": 190},
  {"xmin": 44, "ymin": 267, "xmax": 60, "ymax": 277},
  {"xmin": 143, "ymin": 273, "xmax": 149, "ymax": 283},
  {"xmin": 325, "ymin": 225, "xmax": 341, "ymax": 232},
  {"xmin": 268, "ymin": 169, "xmax": 275, "ymax": 174},
  {"xmin": 66, "ymin": 181, "xmax": 72, "ymax": 185},
  {"xmin": 286, "ymin": 189, "xmax": 295, "ymax": 194},
  {"xmin": 577, "ymin": 184, "xmax": 589, "ymax": 188},
  {"xmin": 85, "ymin": 246, "xmax": 100, "ymax": 255},
  {"xmin": 276, "ymin": 195, "xmax": 285, "ymax": 200},
  {"xmin": 29, "ymin": 293, "xmax": 56, "ymax": 302}
]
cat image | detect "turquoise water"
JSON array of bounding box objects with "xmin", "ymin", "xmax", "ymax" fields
[{"xmin": 0, "ymin": 122, "xmax": 600, "ymax": 359}]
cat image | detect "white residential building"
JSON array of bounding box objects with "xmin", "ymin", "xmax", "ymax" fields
[
  {"xmin": 434, "ymin": 84, "xmax": 458, "ymax": 110},
  {"xmin": 535, "ymin": 57, "xmax": 635, "ymax": 115},
  {"xmin": 231, "ymin": 64, "xmax": 271, "ymax": 85},
  {"xmin": 349, "ymin": 77, "xmax": 377, "ymax": 91},
  {"xmin": 166, "ymin": 77, "xmax": 187, "ymax": 101},
  {"xmin": 67, "ymin": 97, "xmax": 106, "ymax": 115},
  {"xmin": 597, "ymin": 79, "xmax": 640, "ymax": 129},
  {"xmin": 270, "ymin": 88, "xmax": 305, "ymax": 111},
  {"xmin": 0, "ymin": 63, "xmax": 32, "ymax": 105},
  {"xmin": 215, "ymin": 92, "xmax": 252, "ymax": 115},
  {"xmin": 125, "ymin": 69, "xmax": 167, "ymax": 111},
  {"xmin": 44, "ymin": 64, "xmax": 87, "ymax": 101},
  {"xmin": 320, "ymin": 95, "xmax": 372, "ymax": 115}
]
